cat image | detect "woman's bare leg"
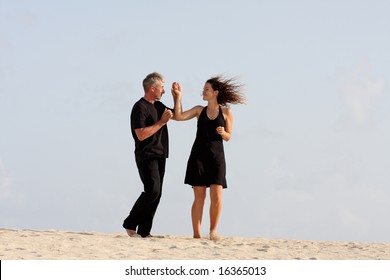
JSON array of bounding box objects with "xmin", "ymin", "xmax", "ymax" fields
[
  {"xmin": 209, "ymin": 184, "xmax": 223, "ymax": 240},
  {"xmin": 192, "ymin": 186, "xmax": 206, "ymax": 238}
]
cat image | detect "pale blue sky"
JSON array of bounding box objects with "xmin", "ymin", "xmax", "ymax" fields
[{"xmin": 1, "ymin": 0, "xmax": 389, "ymax": 243}]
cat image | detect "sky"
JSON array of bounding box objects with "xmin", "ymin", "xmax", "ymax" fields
[{"xmin": 1, "ymin": 0, "xmax": 389, "ymax": 243}]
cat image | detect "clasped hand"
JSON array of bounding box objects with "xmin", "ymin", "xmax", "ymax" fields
[{"xmin": 171, "ymin": 82, "xmax": 182, "ymax": 98}]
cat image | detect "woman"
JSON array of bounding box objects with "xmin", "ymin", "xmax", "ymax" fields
[{"xmin": 172, "ymin": 76, "xmax": 245, "ymax": 240}]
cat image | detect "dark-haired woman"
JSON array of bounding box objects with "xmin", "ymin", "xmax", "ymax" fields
[{"xmin": 171, "ymin": 76, "xmax": 245, "ymax": 240}]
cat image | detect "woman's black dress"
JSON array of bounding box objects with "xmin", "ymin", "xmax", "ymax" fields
[{"xmin": 184, "ymin": 106, "xmax": 227, "ymax": 188}]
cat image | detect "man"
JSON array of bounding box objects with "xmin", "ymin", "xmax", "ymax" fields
[{"xmin": 123, "ymin": 72, "xmax": 175, "ymax": 238}]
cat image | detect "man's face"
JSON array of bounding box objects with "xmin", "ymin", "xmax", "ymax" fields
[{"xmin": 152, "ymin": 81, "xmax": 165, "ymax": 100}]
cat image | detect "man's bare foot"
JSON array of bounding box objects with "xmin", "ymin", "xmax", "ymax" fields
[{"xmin": 126, "ymin": 229, "xmax": 141, "ymax": 238}]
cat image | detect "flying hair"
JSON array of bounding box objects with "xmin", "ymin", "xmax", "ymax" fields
[{"xmin": 206, "ymin": 75, "xmax": 246, "ymax": 106}]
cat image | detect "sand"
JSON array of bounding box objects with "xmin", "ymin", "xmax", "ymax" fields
[{"xmin": 1, "ymin": 228, "xmax": 389, "ymax": 260}]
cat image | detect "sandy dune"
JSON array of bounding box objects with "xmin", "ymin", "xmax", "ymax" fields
[{"xmin": 1, "ymin": 228, "xmax": 389, "ymax": 260}]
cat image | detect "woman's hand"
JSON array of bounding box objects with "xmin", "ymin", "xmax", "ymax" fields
[
  {"xmin": 216, "ymin": 126, "xmax": 225, "ymax": 136},
  {"xmin": 171, "ymin": 82, "xmax": 182, "ymax": 99}
]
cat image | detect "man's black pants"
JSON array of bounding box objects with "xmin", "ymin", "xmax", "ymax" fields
[{"xmin": 123, "ymin": 158, "xmax": 166, "ymax": 237}]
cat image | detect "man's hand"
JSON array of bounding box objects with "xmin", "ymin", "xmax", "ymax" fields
[
  {"xmin": 161, "ymin": 108, "xmax": 173, "ymax": 124},
  {"xmin": 135, "ymin": 109, "xmax": 173, "ymax": 141}
]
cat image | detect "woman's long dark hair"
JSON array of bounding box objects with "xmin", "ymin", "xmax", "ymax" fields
[{"xmin": 206, "ymin": 75, "xmax": 246, "ymax": 106}]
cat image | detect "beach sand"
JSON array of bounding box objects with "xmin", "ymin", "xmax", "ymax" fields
[{"xmin": 1, "ymin": 228, "xmax": 389, "ymax": 260}]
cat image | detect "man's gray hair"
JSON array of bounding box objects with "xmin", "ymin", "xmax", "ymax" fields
[{"xmin": 143, "ymin": 72, "xmax": 164, "ymax": 92}]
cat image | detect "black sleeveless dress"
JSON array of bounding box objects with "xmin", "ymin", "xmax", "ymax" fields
[{"xmin": 184, "ymin": 106, "xmax": 227, "ymax": 188}]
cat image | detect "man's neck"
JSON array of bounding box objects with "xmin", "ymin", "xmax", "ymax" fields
[{"xmin": 143, "ymin": 93, "xmax": 155, "ymax": 104}]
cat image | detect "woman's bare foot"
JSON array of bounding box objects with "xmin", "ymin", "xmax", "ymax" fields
[{"xmin": 210, "ymin": 231, "xmax": 221, "ymax": 241}]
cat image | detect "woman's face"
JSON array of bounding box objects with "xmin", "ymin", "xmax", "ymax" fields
[{"xmin": 202, "ymin": 82, "xmax": 218, "ymax": 101}]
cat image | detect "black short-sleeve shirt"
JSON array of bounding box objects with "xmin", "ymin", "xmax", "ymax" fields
[{"xmin": 131, "ymin": 98, "xmax": 170, "ymax": 163}]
